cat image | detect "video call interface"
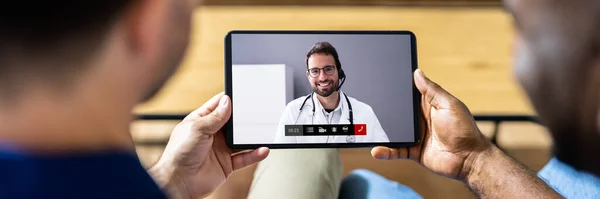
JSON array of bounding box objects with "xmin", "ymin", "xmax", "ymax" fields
[{"xmin": 230, "ymin": 33, "xmax": 416, "ymax": 145}]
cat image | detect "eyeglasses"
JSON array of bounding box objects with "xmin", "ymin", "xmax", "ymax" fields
[{"xmin": 308, "ymin": 65, "xmax": 336, "ymax": 78}]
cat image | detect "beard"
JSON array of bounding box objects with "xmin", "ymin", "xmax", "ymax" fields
[{"xmin": 312, "ymin": 79, "xmax": 339, "ymax": 97}]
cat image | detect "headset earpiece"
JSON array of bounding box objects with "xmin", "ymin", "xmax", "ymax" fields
[
  {"xmin": 338, "ymin": 68, "xmax": 346, "ymax": 79},
  {"xmin": 337, "ymin": 66, "xmax": 346, "ymax": 91}
]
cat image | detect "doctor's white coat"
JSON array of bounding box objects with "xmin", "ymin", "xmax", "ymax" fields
[{"xmin": 273, "ymin": 91, "xmax": 390, "ymax": 144}]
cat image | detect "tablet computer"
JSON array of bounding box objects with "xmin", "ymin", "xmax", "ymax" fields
[{"xmin": 224, "ymin": 30, "xmax": 420, "ymax": 149}]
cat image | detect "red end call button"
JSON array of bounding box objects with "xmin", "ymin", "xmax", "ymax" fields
[{"xmin": 354, "ymin": 124, "xmax": 367, "ymax": 135}]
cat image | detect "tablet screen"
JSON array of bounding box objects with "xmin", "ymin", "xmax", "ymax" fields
[{"xmin": 227, "ymin": 31, "xmax": 419, "ymax": 147}]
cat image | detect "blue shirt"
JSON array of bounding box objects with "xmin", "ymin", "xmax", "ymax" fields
[
  {"xmin": 538, "ymin": 157, "xmax": 600, "ymax": 198},
  {"xmin": 339, "ymin": 157, "xmax": 600, "ymax": 199},
  {"xmin": 0, "ymin": 148, "xmax": 167, "ymax": 199}
]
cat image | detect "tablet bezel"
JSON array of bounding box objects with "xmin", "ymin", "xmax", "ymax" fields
[{"xmin": 224, "ymin": 30, "xmax": 421, "ymax": 149}]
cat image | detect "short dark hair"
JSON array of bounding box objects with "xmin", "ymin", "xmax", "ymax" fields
[
  {"xmin": 305, "ymin": 41, "xmax": 342, "ymax": 70},
  {"xmin": 0, "ymin": 1, "xmax": 132, "ymax": 49},
  {"xmin": 0, "ymin": 1, "xmax": 133, "ymax": 82}
]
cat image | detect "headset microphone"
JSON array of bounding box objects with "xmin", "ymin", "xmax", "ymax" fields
[{"xmin": 337, "ymin": 68, "xmax": 346, "ymax": 91}]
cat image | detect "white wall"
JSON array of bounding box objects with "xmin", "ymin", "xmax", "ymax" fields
[{"xmin": 232, "ymin": 64, "xmax": 294, "ymax": 144}]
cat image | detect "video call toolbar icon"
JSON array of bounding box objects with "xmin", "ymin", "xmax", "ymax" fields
[
  {"xmin": 284, "ymin": 124, "xmax": 367, "ymax": 136},
  {"xmin": 318, "ymin": 127, "xmax": 327, "ymax": 133},
  {"xmin": 342, "ymin": 126, "xmax": 349, "ymax": 132},
  {"xmin": 354, "ymin": 124, "xmax": 367, "ymax": 135}
]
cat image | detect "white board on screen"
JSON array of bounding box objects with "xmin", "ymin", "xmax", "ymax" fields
[{"xmin": 232, "ymin": 64, "xmax": 294, "ymax": 144}]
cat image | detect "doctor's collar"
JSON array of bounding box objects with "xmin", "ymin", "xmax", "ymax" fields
[{"xmin": 312, "ymin": 91, "xmax": 344, "ymax": 113}]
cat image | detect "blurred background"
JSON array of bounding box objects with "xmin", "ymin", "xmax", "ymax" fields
[{"xmin": 130, "ymin": 0, "xmax": 552, "ymax": 198}]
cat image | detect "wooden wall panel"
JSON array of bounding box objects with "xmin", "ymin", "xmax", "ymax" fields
[{"xmin": 133, "ymin": 6, "xmax": 533, "ymax": 115}]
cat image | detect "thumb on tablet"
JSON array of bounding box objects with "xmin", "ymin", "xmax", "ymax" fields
[
  {"xmin": 414, "ymin": 68, "xmax": 456, "ymax": 110},
  {"xmin": 194, "ymin": 95, "xmax": 232, "ymax": 136}
]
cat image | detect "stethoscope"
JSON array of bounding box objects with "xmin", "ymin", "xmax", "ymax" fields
[{"xmin": 294, "ymin": 92, "xmax": 355, "ymax": 143}]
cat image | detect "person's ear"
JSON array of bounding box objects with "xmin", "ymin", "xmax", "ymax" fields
[{"xmin": 121, "ymin": 0, "xmax": 165, "ymax": 63}]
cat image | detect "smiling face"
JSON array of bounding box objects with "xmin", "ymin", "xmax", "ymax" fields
[
  {"xmin": 305, "ymin": 41, "xmax": 343, "ymax": 98},
  {"xmin": 307, "ymin": 53, "xmax": 339, "ymax": 97}
]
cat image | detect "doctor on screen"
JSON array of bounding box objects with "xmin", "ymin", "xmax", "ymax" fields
[{"xmin": 274, "ymin": 41, "xmax": 390, "ymax": 144}]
